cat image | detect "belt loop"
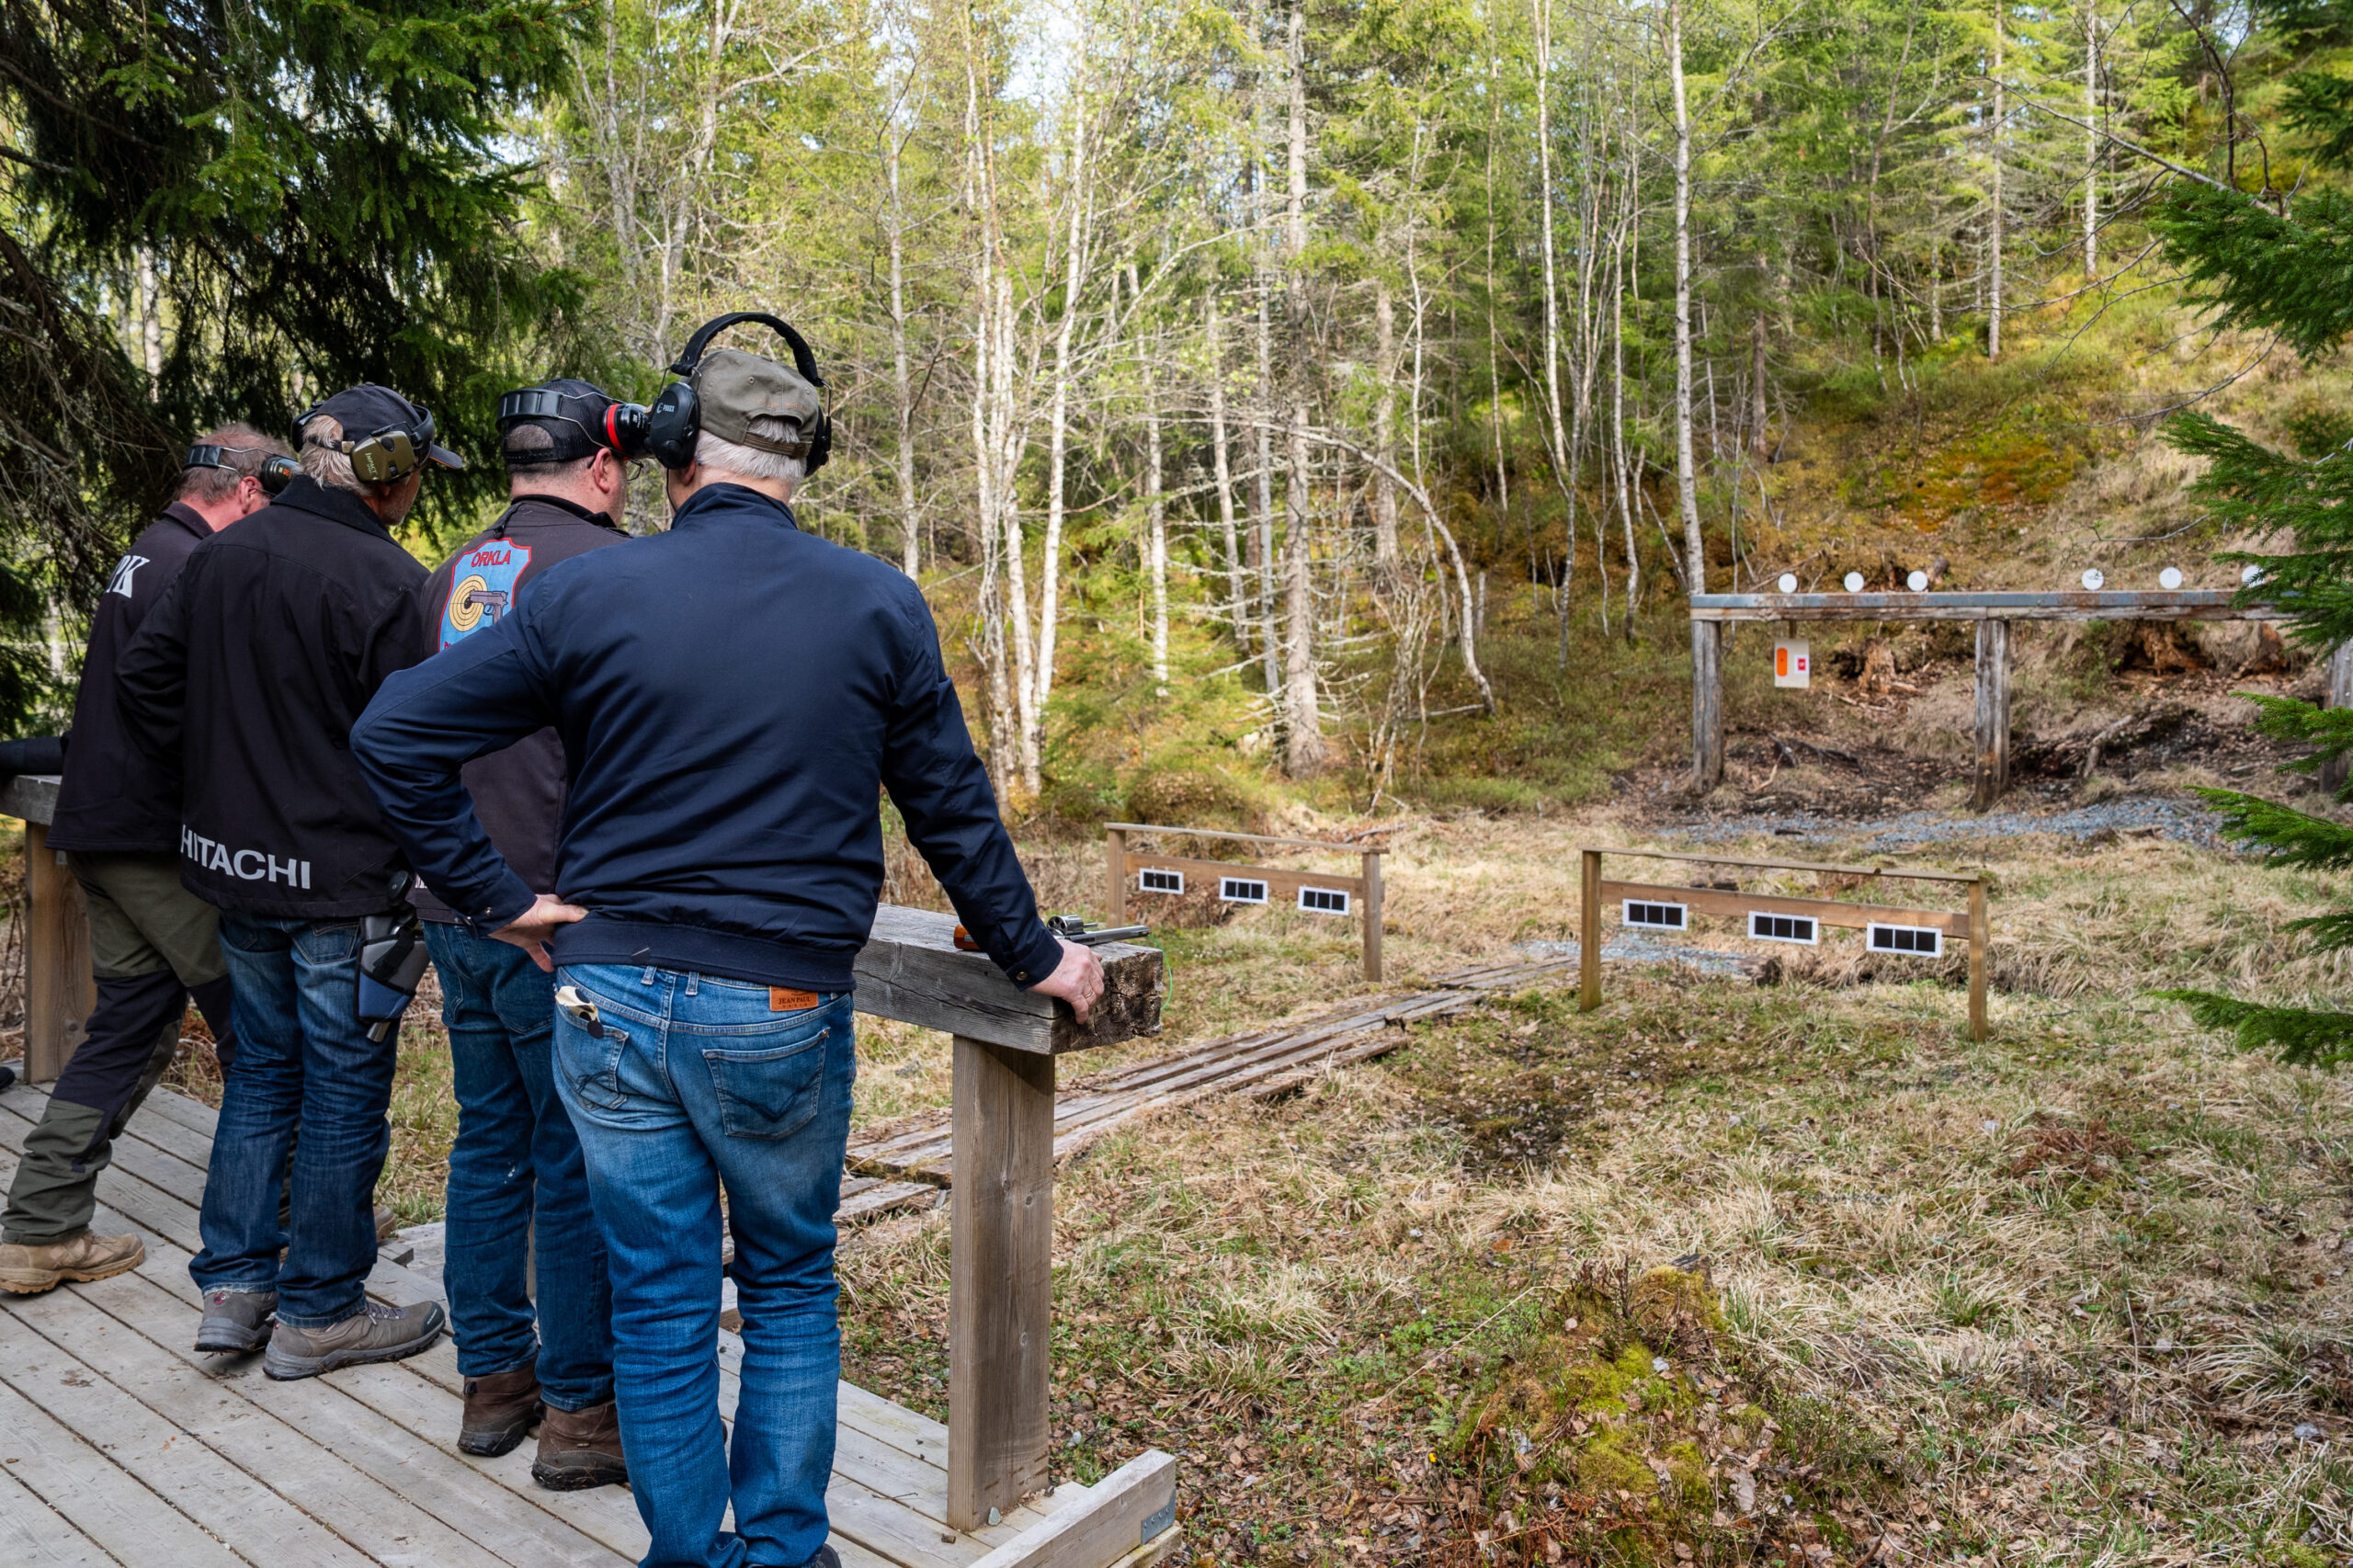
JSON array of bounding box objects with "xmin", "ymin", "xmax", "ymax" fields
[
  {"xmin": 685, "ymin": 971, "xmax": 699, "ymax": 996},
  {"xmin": 642, "ymin": 966, "xmax": 657, "ymax": 986}
]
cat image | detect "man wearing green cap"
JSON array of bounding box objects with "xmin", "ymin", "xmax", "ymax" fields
[{"xmin": 355, "ymin": 324, "xmax": 1101, "ymax": 1568}]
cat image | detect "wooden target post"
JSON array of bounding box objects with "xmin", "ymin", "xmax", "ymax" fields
[
  {"xmin": 1106, "ymin": 822, "xmax": 1386, "ymax": 983},
  {"xmin": 1578, "ymin": 846, "xmax": 1990, "ymax": 1040}
]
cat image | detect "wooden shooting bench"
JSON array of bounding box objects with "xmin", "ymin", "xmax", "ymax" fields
[
  {"xmin": 1104, "ymin": 821, "xmax": 1385, "ymax": 982},
  {"xmin": 1688, "ymin": 588, "xmax": 2290, "ymax": 810},
  {"xmin": 0, "ymin": 772, "xmax": 1182, "ymax": 1568},
  {"xmin": 1578, "ymin": 845, "xmax": 1990, "ymax": 1040}
]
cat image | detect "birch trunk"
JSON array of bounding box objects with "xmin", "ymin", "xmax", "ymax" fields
[
  {"xmin": 136, "ymin": 245, "xmax": 161, "ymax": 392},
  {"xmin": 1207, "ymin": 297, "xmax": 1248, "ymax": 645},
  {"xmin": 1989, "ymin": 6, "xmax": 2004, "ymax": 360},
  {"xmin": 1140, "ymin": 285, "xmax": 1169, "ymax": 692},
  {"xmin": 1612, "ymin": 204, "xmax": 1639, "ymax": 640},
  {"xmin": 1533, "ymin": 0, "xmax": 1574, "ymax": 554},
  {"xmin": 889, "ymin": 131, "xmax": 919, "ymax": 577},
  {"xmin": 1669, "ymin": 0, "xmax": 1702, "ymax": 594},
  {"xmin": 1281, "ymin": 0, "xmax": 1323, "ymax": 778},
  {"xmin": 2083, "ymin": 0, "xmax": 2098, "ymax": 276},
  {"xmin": 1249, "ymin": 0, "xmax": 1282, "ymax": 706},
  {"xmin": 1372, "ymin": 278, "xmax": 1400, "ymax": 565},
  {"xmin": 1033, "ymin": 94, "xmax": 1092, "ymax": 736}
]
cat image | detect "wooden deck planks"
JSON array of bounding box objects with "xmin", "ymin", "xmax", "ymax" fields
[
  {"xmin": 0, "ymin": 1375, "xmax": 248, "ymax": 1568},
  {"xmin": 0, "ymin": 1464, "xmax": 120, "ymax": 1566}
]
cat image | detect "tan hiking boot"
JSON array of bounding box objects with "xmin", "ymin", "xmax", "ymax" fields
[
  {"xmin": 533, "ymin": 1398, "xmax": 627, "ymax": 1491},
  {"xmin": 459, "ymin": 1364, "xmax": 543, "ymax": 1457},
  {"xmin": 263, "ymin": 1298, "xmax": 445, "ymax": 1381},
  {"xmin": 0, "ymin": 1229, "xmax": 143, "ymax": 1295}
]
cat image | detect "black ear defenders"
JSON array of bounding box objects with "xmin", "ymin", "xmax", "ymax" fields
[
  {"xmin": 497, "ymin": 385, "xmax": 652, "ymax": 464},
  {"xmin": 642, "ymin": 312, "xmax": 832, "ymax": 474},
  {"xmin": 184, "ymin": 443, "xmax": 300, "ymax": 496},
  {"xmin": 299, "ymin": 405, "xmax": 440, "ymax": 483}
]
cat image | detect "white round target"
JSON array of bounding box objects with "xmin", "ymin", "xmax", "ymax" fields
[
  {"xmin": 2081, "ymin": 568, "xmax": 2105, "ymax": 590},
  {"xmin": 1843, "ymin": 572, "xmax": 1865, "ymax": 592},
  {"xmin": 2243, "ymin": 563, "xmax": 2267, "ymax": 585},
  {"xmin": 1777, "ymin": 574, "xmax": 1798, "ymax": 593},
  {"xmin": 2159, "ymin": 566, "xmax": 2184, "ymax": 590},
  {"xmin": 1906, "ymin": 570, "xmax": 1928, "ymax": 592}
]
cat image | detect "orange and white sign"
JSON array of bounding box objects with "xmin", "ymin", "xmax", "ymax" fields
[{"xmin": 1773, "ymin": 640, "xmax": 1811, "ymax": 688}]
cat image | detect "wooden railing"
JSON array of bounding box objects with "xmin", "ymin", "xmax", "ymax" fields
[{"xmin": 1, "ymin": 774, "xmax": 1174, "ymax": 1557}]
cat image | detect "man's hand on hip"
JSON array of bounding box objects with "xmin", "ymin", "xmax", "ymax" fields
[
  {"xmin": 492, "ymin": 894, "xmax": 588, "ymax": 972},
  {"xmin": 1029, "ymin": 937, "xmax": 1105, "ymax": 1024}
]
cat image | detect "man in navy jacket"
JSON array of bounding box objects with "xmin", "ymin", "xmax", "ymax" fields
[{"xmin": 353, "ymin": 336, "xmax": 1099, "ymax": 1568}]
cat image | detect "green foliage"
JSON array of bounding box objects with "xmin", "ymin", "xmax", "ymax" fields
[{"xmin": 2151, "ymin": 186, "xmax": 2353, "ymax": 359}]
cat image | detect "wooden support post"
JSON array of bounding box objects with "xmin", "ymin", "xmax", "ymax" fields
[
  {"xmin": 1579, "ymin": 849, "xmax": 1602, "ymax": 1013},
  {"xmin": 949, "ymin": 1034, "xmax": 1056, "ymax": 1530},
  {"xmin": 1966, "ymin": 878, "xmax": 1988, "ymax": 1042},
  {"xmin": 1690, "ymin": 619, "xmax": 1723, "ymax": 793},
  {"xmin": 2325, "ymin": 644, "xmax": 2353, "ymax": 797},
  {"xmin": 1359, "ymin": 850, "xmax": 1383, "ymax": 983},
  {"xmin": 23, "ymin": 822, "xmax": 92, "ymax": 1085},
  {"xmin": 1105, "ymin": 827, "xmax": 1127, "ymax": 926},
  {"xmin": 1972, "ymin": 619, "xmax": 2012, "ymax": 812}
]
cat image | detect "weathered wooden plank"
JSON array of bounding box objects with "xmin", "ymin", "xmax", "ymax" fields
[
  {"xmin": 827, "ymin": 1468, "xmax": 993, "ymax": 1567},
  {"xmin": 1972, "ymin": 618, "xmax": 2011, "ymax": 811},
  {"xmin": 0, "ymin": 772, "xmax": 61, "ymax": 824},
  {"xmin": 83, "ymin": 1267, "xmax": 620, "ymax": 1566},
  {"xmin": 0, "ymin": 1376, "xmax": 246, "ymax": 1568},
  {"xmin": 2329, "ymin": 643, "xmax": 2353, "ymax": 796},
  {"xmin": 947, "ymin": 1035, "xmax": 1054, "ymax": 1530},
  {"xmin": 0, "ymin": 1464, "xmax": 119, "ymax": 1566},
  {"xmin": 1689, "ymin": 620, "xmax": 1723, "ymax": 793},
  {"xmin": 24, "ymin": 822, "xmax": 94, "ymax": 1085},
  {"xmin": 1104, "ymin": 822, "xmax": 1379, "ymax": 854},
  {"xmin": 129, "ymin": 1086, "xmax": 219, "ymax": 1140},
  {"xmin": 1582, "ymin": 846, "xmax": 1980, "ymax": 884},
  {"xmin": 1360, "ymin": 850, "xmax": 1383, "ymax": 983},
  {"xmin": 1120, "ymin": 853, "xmax": 1362, "ymax": 903},
  {"xmin": 1688, "ymin": 588, "xmax": 2285, "ymax": 621},
  {"xmin": 1600, "ymin": 880, "xmax": 1971, "ymax": 937},
  {"xmin": 855, "ymin": 906, "xmax": 1161, "ymax": 1056},
  {"xmin": 965, "ymin": 1450, "xmax": 1178, "ymax": 1568},
  {"xmin": 0, "ymin": 1300, "xmax": 384, "ymax": 1568}
]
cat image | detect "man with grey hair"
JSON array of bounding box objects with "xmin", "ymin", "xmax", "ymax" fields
[
  {"xmin": 0, "ymin": 427, "xmax": 283, "ymax": 1295},
  {"xmin": 354, "ymin": 324, "xmax": 1101, "ymax": 1568},
  {"xmin": 119, "ymin": 385, "xmax": 456, "ymax": 1375}
]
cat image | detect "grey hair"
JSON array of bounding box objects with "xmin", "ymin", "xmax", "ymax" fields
[
  {"xmin": 695, "ymin": 414, "xmax": 807, "ymax": 490},
  {"xmin": 178, "ymin": 423, "xmax": 289, "ymax": 505},
  {"xmin": 298, "ymin": 415, "xmax": 363, "ymax": 494}
]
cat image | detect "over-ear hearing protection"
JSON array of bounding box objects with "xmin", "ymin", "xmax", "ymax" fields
[
  {"xmin": 640, "ymin": 312, "xmax": 832, "ymax": 474},
  {"xmin": 184, "ymin": 443, "xmax": 300, "ymax": 496},
  {"xmin": 299, "ymin": 404, "xmax": 442, "ymax": 483}
]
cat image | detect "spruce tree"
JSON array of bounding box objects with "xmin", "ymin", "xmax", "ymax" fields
[{"xmin": 2152, "ymin": 33, "xmax": 2353, "ymax": 1067}]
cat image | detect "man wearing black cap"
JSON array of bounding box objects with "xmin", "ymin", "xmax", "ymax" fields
[
  {"xmin": 0, "ymin": 427, "xmax": 282, "ymax": 1297},
  {"xmin": 117, "ymin": 385, "xmax": 456, "ymax": 1375},
  {"xmin": 409, "ymin": 379, "xmax": 628, "ymax": 1485}
]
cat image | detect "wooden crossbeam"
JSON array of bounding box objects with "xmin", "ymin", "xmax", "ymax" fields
[
  {"xmin": 1599, "ymin": 880, "xmax": 1971, "ymax": 937},
  {"xmin": 1688, "ymin": 588, "xmax": 2283, "ymax": 622}
]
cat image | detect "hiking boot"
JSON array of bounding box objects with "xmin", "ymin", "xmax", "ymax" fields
[
  {"xmin": 374, "ymin": 1204, "xmax": 401, "ymax": 1244},
  {"xmin": 533, "ymin": 1398, "xmax": 627, "ymax": 1491},
  {"xmin": 0, "ymin": 1229, "xmax": 143, "ymax": 1295},
  {"xmin": 459, "ymin": 1364, "xmax": 543, "ymax": 1457},
  {"xmin": 194, "ymin": 1287, "xmax": 278, "ymax": 1353},
  {"xmin": 263, "ymin": 1298, "xmax": 445, "ymax": 1381},
  {"xmin": 799, "ymin": 1549, "xmax": 840, "ymax": 1568}
]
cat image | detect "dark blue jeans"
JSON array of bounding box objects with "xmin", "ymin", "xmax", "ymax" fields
[
  {"xmin": 191, "ymin": 915, "xmax": 394, "ymax": 1327},
  {"xmin": 424, "ymin": 922, "xmax": 614, "ymax": 1412},
  {"xmin": 552, "ymin": 965, "xmax": 854, "ymax": 1568}
]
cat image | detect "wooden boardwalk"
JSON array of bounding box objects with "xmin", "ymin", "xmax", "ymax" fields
[
  {"xmin": 847, "ymin": 955, "xmax": 1578, "ymax": 1184},
  {"xmin": 0, "ymin": 1078, "xmax": 1171, "ymax": 1568}
]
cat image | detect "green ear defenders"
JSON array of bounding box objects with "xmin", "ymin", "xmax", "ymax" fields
[
  {"xmin": 642, "ymin": 312, "xmax": 832, "ymax": 474},
  {"xmin": 298, "ymin": 405, "xmax": 442, "ymax": 483}
]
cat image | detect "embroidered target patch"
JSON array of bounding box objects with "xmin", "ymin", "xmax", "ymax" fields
[{"xmin": 439, "ymin": 539, "xmax": 532, "ymax": 650}]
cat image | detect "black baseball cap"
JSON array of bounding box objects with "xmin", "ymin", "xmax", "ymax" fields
[
  {"xmin": 496, "ymin": 378, "xmax": 621, "ymax": 465},
  {"xmin": 299, "ymin": 384, "xmax": 465, "ymax": 471}
]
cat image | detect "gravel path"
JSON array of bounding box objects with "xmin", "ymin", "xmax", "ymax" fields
[
  {"xmin": 1520, "ymin": 935, "xmax": 1756, "ymax": 977},
  {"xmin": 1670, "ymin": 793, "xmax": 2234, "ymax": 852}
]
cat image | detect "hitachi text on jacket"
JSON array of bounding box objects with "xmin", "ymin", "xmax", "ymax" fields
[{"xmin": 179, "ymin": 825, "xmax": 312, "ymax": 890}]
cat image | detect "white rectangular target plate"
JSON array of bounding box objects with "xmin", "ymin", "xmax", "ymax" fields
[
  {"xmin": 1621, "ymin": 899, "xmax": 1688, "ymax": 931},
  {"xmin": 1219, "ymin": 876, "xmax": 1268, "ymax": 904},
  {"xmin": 1137, "ymin": 867, "xmax": 1185, "ymax": 895},
  {"xmin": 1773, "ymin": 640, "xmax": 1811, "ymax": 689},
  {"xmin": 1867, "ymin": 921, "xmax": 1944, "ymax": 957},
  {"xmin": 1297, "ymin": 886, "xmax": 1351, "ymax": 915},
  {"xmin": 1748, "ymin": 911, "xmax": 1819, "ymax": 946}
]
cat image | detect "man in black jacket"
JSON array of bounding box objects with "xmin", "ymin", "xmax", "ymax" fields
[
  {"xmin": 118, "ymin": 385, "xmax": 452, "ymax": 1375},
  {"xmin": 352, "ymin": 331, "xmax": 1100, "ymax": 1568},
  {"xmin": 410, "ymin": 381, "xmax": 627, "ymax": 1487},
  {"xmin": 0, "ymin": 429, "xmax": 278, "ymax": 1296}
]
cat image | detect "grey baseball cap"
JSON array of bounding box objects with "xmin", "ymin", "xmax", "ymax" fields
[{"xmin": 695, "ymin": 348, "xmax": 822, "ymax": 458}]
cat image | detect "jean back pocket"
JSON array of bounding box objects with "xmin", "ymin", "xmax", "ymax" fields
[{"xmin": 702, "ymin": 1025, "xmax": 832, "ymax": 1141}]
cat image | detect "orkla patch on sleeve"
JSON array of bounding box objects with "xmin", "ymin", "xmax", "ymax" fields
[
  {"xmin": 769, "ymin": 987, "xmax": 819, "ymax": 1012},
  {"xmin": 439, "ymin": 539, "xmax": 533, "ymax": 650}
]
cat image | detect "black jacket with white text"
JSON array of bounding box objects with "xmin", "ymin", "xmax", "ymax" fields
[{"xmin": 116, "ymin": 476, "xmax": 431, "ymax": 917}]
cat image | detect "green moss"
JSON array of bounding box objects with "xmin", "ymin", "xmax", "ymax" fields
[
  {"xmin": 1574, "ymin": 1437, "xmax": 1654, "ymax": 1497},
  {"xmin": 1662, "ymin": 1440, "xmax": 1711, "ymax": 1506}
]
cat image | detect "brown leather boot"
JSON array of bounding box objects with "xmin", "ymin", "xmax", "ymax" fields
[
  {"xmin": 458, "ymin": 1364, "xmax": 543, "ymax": 1457},
  {"xmin": 533, "ymin": 1398, "xmax": 627, "ymax": 1491}
]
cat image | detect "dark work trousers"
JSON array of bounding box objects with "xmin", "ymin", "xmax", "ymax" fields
[{"xmin": 3, "ymin": 851, "xmax": 238, "ymax": 1245}]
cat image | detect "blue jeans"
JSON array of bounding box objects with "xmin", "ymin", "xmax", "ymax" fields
[
  {"xmin": 192, "ymin": 915, "xmax": 395, "ymax": 1327},
  {"xmin": 425, "ymin": 923, "xmax": 615, "ymax": 1412},
  {"xmin": 552, "ymin": 965, "xmax": 854, "ymax": 1568}
]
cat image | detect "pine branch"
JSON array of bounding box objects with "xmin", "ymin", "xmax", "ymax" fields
[
  {"xmin": 2154, "ymin": 989, "xmax": 2353, "ymax": 1071},
  {"xmin": 2152, "ymin": 184, "xmax": 2353, "ymax": 358},
  {"xmin": 2188, "ymin": 785, "xmax": 2353, "ymax": 869}
]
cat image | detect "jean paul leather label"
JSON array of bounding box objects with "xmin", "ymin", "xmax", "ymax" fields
[{"xmin": 768, "ymin": 987, "xmax": 818, "ymax": 1012}]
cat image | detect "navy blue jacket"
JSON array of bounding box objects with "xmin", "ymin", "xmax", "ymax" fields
[{"xmin": 349, "ymin": 483, "xmax": 1063, "ymax": 993}]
